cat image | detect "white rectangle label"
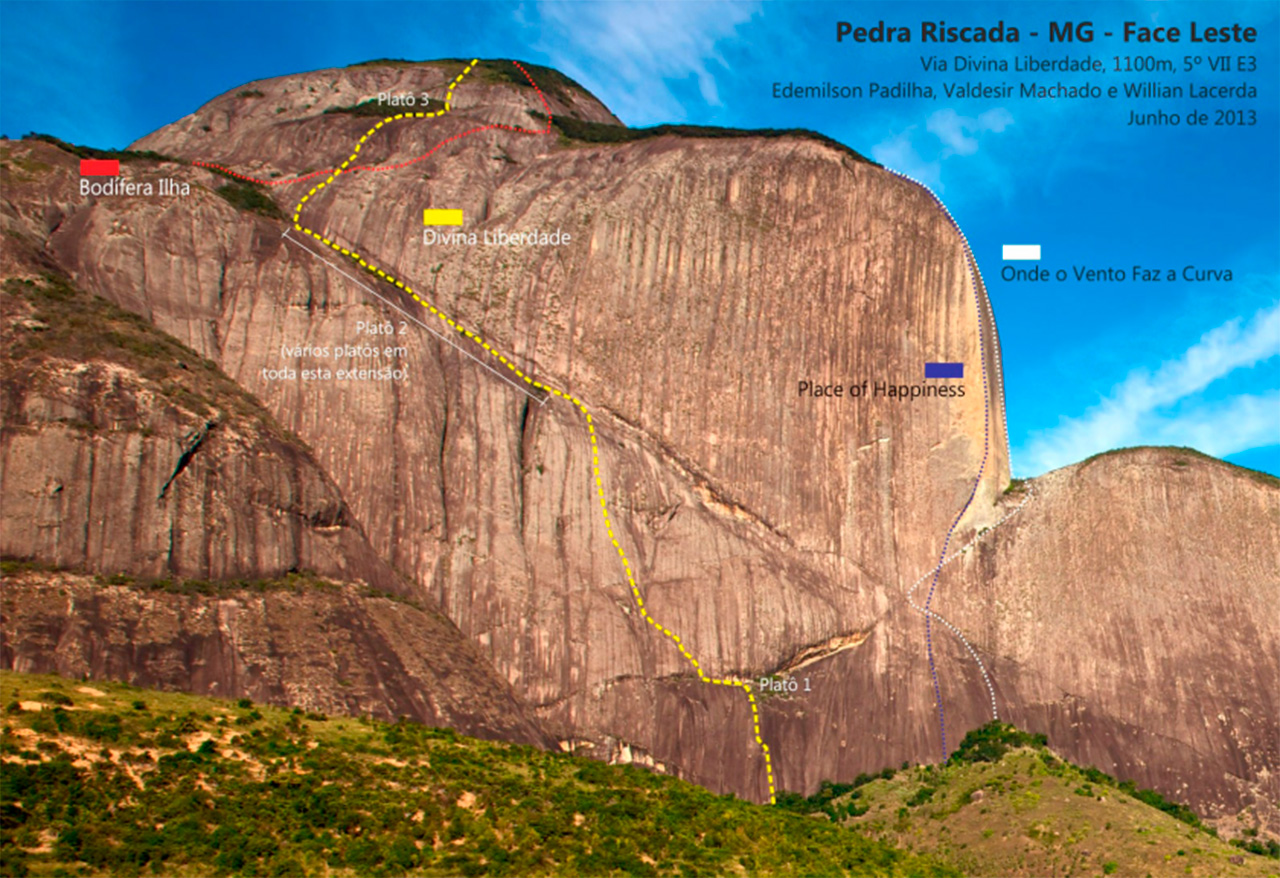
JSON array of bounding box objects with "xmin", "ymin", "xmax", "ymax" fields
[{"xmin": 1002, "ymin": 244, "xmax": 1042, "ymax": 261}]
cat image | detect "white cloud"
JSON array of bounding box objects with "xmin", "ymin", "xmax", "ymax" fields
[
  {"xmin": 870, "ymin": 108, "xmax": 1014, "ymax": 193},
  {"xmin": 926, "ymin": 108, "xmax": 1013, "ymax": 157},
  {"xmin": 1021, "ymin": 299, "xmax": 1280, "ymax": 473},
  {"xmin": 531, "ymin": 1, "xmax": 760, "ymax": 124},
  {"xmin": 870, "ymin": 126, "xmax": 941, "ymax": 190}
]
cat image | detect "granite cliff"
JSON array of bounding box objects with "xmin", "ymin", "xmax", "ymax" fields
[{"xmin": 0, "ymin": 59, "xmax": 1274, "ymax": 832}]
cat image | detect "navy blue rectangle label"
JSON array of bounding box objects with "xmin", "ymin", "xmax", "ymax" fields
[{"xmin": 924, "ymin": 362, "xmax": 964, "ymax": 379}]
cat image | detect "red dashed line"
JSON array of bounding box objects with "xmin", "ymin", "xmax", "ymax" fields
[{"xmin": 193, "ymin": 60, "xmax": 553, "ymax": 186}]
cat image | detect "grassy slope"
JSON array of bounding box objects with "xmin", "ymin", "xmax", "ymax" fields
[
  {"xmin": 821, "ymin": 727, "xmax": 1275, "ymax": 878},
  {"xmin": 0, "ymin": 671, "xmax": 956, "ymax": 878}
]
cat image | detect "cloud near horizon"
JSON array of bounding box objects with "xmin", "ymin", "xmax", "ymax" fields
[{"xmin": 1020, "ymin": 297, "xmax": 1280, "ymax": 474}]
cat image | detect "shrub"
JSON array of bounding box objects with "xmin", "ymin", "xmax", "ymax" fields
[
  {"xmin": 215, "ymin": 181, "xmax": 285, "ymax": 220},
  {"xmin": 1229, "ymin": 837, "xmax": 1280, "ymax": 859},
  {"xmin": 81, "ymin": 714, "xmax": 123, "ymax": 742},
  {"xmin": 775, "ymin": 770, "xmax": 894, "ymax": 814},
  {"xmin": 1125, "ymin": 784, "xmax": 1203, "ymax": 829},
  {"xmin": 906, "ymin": 787, "xmax": 936, "ymax": 807},
  {"xmin": 949, "ymin": 722, "xmax": 1047, "ymax": 765},
  {"xmin": 50, "ymin": 707, "xmax": 73, "ymax": 733}
]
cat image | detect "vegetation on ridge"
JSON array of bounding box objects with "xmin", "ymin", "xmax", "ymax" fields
[
  {"xmin": 1, "ymin": 562, "xmax": 417, "ymax": 609},
  {"xmin": 12, "ymin": 133, "xmax": 281, "ymax": 221},
  {"xmin": 1079, "ymin": 445, "xmax": 1280, "ymax": 488},
  {"xmin": 527, "ymin": 110, "xmax": 879, "ymax": 167},
  {"xmin": 466, "ymin": 58, "xmax": 589, "ymax": 105},
  {"xmin": 0, "ymin": 671, "xmax": 956, "ymax": 877},
  {"xmin": 19, "ymin": 132, "xmax": 176, "ymax": 164}
]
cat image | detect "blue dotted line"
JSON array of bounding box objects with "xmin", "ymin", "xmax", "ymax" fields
[{"xmin": 883, "ymin": 168, "xmax": 996, "ymax": 762}]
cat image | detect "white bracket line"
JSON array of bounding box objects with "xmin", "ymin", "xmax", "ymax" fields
[{"xmin": 281, "ymin": 229, "xmax": 546, "ymax": 405}]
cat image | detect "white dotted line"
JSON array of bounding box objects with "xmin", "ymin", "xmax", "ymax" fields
[
  {"xmin": 904, "ymin": 482, "xmax": 1036, "ymax": 721},
  {"xmin": 973, "ymin": 259, "xmax": 1014, "ymax": 473}
]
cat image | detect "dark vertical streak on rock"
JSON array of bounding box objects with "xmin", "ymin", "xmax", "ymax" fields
[
  {"xmin": 289, "ymin": 440, "xmax": 304, "ymax": 575},
  {"xmin": 517, "ymin": 395, "xmax": 531, "ymax": 537},
  {"xmin": 389, "ymin": 343, "xmax": 402, "ymax": 556},
  {"xmin": 437, "ymin": 345, "xmax": 452, "ymax": 547},
  {"xmin": 82, "ymin": 440, "xmax": 96, "ymax": 568},
  {"xmin": 166, "ymin": 520, "xmax": 177, "ymax": 576}
]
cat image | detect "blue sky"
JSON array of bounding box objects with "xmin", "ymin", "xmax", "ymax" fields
[{"xmin": 1, "ymin": 0, "xmax": 1276, "ymax": 477}]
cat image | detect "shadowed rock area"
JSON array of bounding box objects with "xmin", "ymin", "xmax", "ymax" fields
[{"xmin": 0, "ymin": 572, "xmax": 552, "ymax": 746}]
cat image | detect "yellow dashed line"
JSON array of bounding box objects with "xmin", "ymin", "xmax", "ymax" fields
[{"xmin": 288, "ymin": 58, "xmax": 776, "ymax": 805}]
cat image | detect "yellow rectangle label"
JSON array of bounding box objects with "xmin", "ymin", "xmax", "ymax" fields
[{"xmin": 423, "ymin": 209, "xmax": 464, "ymax": 226}]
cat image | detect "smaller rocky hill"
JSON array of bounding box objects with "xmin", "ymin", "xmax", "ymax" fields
[
  {"xmin": 0, "ymin": 272, "xmax": 549, "ymax": 746},
  {"xmin": 797, "ymin": 723, "xmax": 1277, "ymax": 878},
  {"xmin": 1, "ymin": 271, "xmax": 394, "ymax": 587}
]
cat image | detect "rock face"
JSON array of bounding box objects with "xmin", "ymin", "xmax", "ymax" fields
[
  {"xmin": 1, "ymin": 59, "xmax": 1275, "ymax": 827},
  {"xmin": 0, "ymin": 571, "xmax": 551, "ymax": 746}
]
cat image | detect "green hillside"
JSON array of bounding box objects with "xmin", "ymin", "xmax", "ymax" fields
[
  {"xmin": 798, "ymin": 724, "xmax": 1275, "ymax": 878},
  {"xmin": 0, "ymin": 671, "xmax": 954, "ymax": 877}
]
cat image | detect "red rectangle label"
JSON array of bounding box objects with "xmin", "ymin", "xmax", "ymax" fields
[{"xmin": 79, "ymin": 159, "xmax": 120, "ymax": 176}]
